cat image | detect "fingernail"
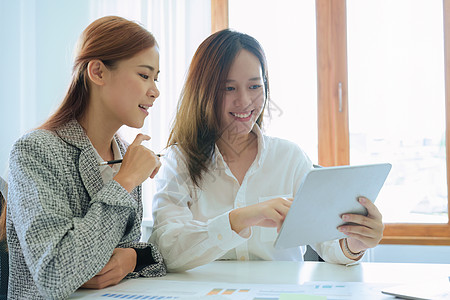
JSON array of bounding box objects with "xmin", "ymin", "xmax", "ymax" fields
[
  {"xmin": 342, "ymin": 215, "xmax": 349, "ymax": 221},
  {"xmin": 359, "ymin": 197, "xmax": 365, "ymax": 203}
]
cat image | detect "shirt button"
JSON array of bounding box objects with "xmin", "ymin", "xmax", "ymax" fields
[
  {"xmin": 217, "ymin": 234, "xmax": 223, "ymax": 240},
  {"xmin": 240, "ymin": 256, "xmax": 246, "ymax": 261}
]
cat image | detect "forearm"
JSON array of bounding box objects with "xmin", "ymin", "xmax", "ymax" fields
[{"xmin": 151, "ymin": 212, "xmax": 246, "ymax": 272}]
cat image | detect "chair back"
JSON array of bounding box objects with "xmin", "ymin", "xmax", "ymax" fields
[{"xmin": 304, "ymin": 245, "xmax": 324, "ymax": 262}]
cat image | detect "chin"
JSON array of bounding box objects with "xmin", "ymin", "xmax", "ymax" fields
[
  {"xmin": 233, "ymin": 124, "xmax": 254, "ymax": 136},
  {"xmin": 126, "ymin": 120, "xmax": 145, "ymax": 129}
]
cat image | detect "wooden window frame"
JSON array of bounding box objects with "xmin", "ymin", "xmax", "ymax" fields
[
  {"xmin": 211, "ymin": 0, "xmax": 228, "ymax": 33},
  {"xmin": 214, "ymin": 0, "xmax": 450, "ymax": 245}
]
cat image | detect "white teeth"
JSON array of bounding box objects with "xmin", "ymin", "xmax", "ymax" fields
[
  {"xmin": 139, "ymin": 105, "xmax": 149, "ymax": 110},
  {"xmin": 231, "ymin": 111, "xmax": 251, "ymax": 118}
]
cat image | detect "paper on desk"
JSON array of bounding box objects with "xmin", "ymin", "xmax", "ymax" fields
[
  {"xmin": 279, "ymin": 294, "xmax": 326, "ymax": 300},
  {"xmin": 71, "ymin": 280, "xmax": 387, "ymax": 299}
]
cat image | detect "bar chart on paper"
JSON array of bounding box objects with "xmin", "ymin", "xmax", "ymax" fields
[
  {"xmin": 74, "ymin": 280, "xmax": 380, "ymax": 299},
  {"xmin": 99, "ymin": 295, "xmax": 179, "ymax": 299},
  {"xmin": 96, "ymin": 287, "xmax": 253, "ymax": 299}
]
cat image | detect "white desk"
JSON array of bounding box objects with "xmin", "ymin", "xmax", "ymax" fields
[{"xmin": 70, "ymin": 261, "xmax": 450, "ymax": 299}]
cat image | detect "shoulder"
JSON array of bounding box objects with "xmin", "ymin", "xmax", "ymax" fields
[
  {"xmin": 12, "ymin": 129, "xmax": 62, "ymax": 153},
  {"xmin": 263, "ymin": 134, "xmax": 308, "ymax": 158},
  {"xmin": 163, "ymin": 144, "xmax": 182, "ymax": 159},
  {"xmin": 260, "ymin": 134, "xmax": 312, "ymax": 170},
  {"xmin": 10, "ymin": 129, "xmax": 70, "ymax": 165},
  {"xmin": 160, "ymin": 145, "xmax": 188, "ymax": 170},
  {"xmin": 260, "ymin": 135, "xmax": 313, "ymax": 185},
  {"xmin": 155, "ymin": 145, "xmax": 193, "ymax": 184}
]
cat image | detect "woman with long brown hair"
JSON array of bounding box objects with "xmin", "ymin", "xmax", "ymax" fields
[
  {"xmin": 7, "ymin": 16, "xmax": 165, "ymax": 299},
  {"xmin": 150, "ymin": 29, "xmax": 385, "ymax": 272}
]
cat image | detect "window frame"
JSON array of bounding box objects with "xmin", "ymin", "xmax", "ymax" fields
[
  {"xmin": 211, "ymin": 0, "xmax": 228, "ymax": 33},
  {"xmin": 213, "ymin": 0, "xmax": 450, "ymax": 245}
]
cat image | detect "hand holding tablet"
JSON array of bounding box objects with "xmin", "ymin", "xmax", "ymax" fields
[{"xmin": 340, "ymin": 196, "xmax": 385, "ymax": 254}]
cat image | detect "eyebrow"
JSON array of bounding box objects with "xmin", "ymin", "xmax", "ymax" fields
[
  {"xmin": 226, "ymin": 77, "xmax": 262, "ymax": 83},
  {"xmin": 138, "ymin": 64, "xmax": 160, "ymax": 74}
]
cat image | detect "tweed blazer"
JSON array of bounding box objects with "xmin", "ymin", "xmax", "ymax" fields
[{"xmin": 7, "ymin": 120, "xmax": 165, "ymax": 300}]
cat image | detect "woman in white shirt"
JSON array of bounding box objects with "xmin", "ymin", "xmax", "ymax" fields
[{"xmin": 150, "ymin": 29, "xmax": 384, "ymax": 272}]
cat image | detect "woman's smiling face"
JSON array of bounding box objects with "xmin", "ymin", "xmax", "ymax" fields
[
  {"xmin": 219, "ymin": 49, "xmax": 265, "ymax": 137},
  {"xmin": 101, "ymin": 46, "xmax": 160, "ymax": 129}
]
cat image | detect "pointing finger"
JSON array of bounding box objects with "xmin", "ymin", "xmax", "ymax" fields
[{"xmin": 131, "ymin": 133, "xmax": 151, "ymax": 146}]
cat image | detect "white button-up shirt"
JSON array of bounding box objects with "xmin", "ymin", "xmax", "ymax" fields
[
  {"xmin": 150, "ymin": 126, "xmax": 357, "ymax": 272},
  {"xmin": 94, "ymin": 139, "xmax": 122, "ymax": 183}
]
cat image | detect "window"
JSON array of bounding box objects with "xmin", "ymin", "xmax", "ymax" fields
[
  {"xmin": 318, "ymin": 0, "xmax": 450, "ymax": 244},
  {"xmin": 347, "ymin": 0, "xmax": 446, "ymax": 224}
]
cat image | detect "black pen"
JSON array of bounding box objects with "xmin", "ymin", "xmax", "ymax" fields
[{"xmin": 98, "ymin": 154, "xmax": 164, "ymax": 166}]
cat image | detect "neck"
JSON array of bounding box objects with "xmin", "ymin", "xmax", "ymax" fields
[
  {"xmin": 79, "ymin": 99, "xmax": 120, "ymax": 160},
  {"xmin": 216, "ymin": 131, "xmax": 257, "ymax": 161}
]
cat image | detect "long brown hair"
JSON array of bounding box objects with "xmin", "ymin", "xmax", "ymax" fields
[
  {"xmin": 0, "ymin": 193, "xmax": 6, "ymax": 242},
  {"xmin": 167, "ymin": 29, "xmax": 271, "ymax": 187},
  {"xmin": 40, "ymin": 16, "xmax": 156, "ymax": 131}
]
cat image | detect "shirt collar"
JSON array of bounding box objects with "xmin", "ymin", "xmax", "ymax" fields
[
  {"xmin": 212, "ymin": 124, "xmax": 266, "ymax": 170},
  {"xmin": 95, "ymin": 138, "xmax": 123, "ymax": 182},
  {"xmin": 252, "ymin": 124, "xmax": 266, "ymax": 168},
  {"xmin": 55, "ymin": 119, "xmax": 126, "ymax": 156},
  {"xmin": 55, "ymin": 119, "xmax": 92, "ymax": 150}
]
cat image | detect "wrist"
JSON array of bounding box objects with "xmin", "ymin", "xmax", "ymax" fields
[
  {"xmin": 341, "ymin": 238, "xmax": 365, "ymax": 260},
  {"xmin": 128, "ymin": 248, "xmax": 138, "ymax": 273},
  {"xmin": 229, "ymin": 209, "xmax": 246, "ymax": 234},
  {"xmin": 346, "ymin": 238, "xmax": 366, "ymax": 253},
  {"xmin": 113, "ymin": 174, "xmax": 135, "ymax": 193}
]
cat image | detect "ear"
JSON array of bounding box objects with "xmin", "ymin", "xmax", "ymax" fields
[{"xmin": 87, "ymin": 60, "xmax": 107, "ymax": 86}]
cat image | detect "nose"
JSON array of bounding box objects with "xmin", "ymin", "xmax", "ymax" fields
[
  {"xmin": 147, "ymin": 82, "xmax": 160, "ymax": 99},
  {"xmin": 234, "ymin": 89, "xmax": 253, "ymax": 109}
]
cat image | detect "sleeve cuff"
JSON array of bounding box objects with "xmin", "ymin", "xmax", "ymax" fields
[
  {"xmin": 134, "ymin": 247, "xmax": 155, "ymax": 272},
  {"xmin": 207, "ymin": 211, "xmax": 248, "ymax": 251},
  {"xmin": 119, "ymin": 242, "xmax": 167, "ymax": 278},
  {"xmin": 314, "ymin": 239, "xmax": 363, "ymax": 265},
  {"xmin": 332, "ymin": 239, "xmax": 364, "ymax": 265}
]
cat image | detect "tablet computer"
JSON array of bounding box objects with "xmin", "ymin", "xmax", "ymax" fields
[
  {"xmin": 381, "ymin": 282, "xmax": 450, "ymax": 300},
  {"xmin": 274, "ymin": 163, "xmax": 391, "ymax": 249}
]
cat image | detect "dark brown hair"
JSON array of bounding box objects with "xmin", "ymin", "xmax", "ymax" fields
[
  {"xmin": 40, "ymin": 16, "xmax": 156, "ymax": 130},
  {"xmin": 167, "ymin": 29, "xmax": 270, "ymax": 187},
  {"xmin": 0, "ymin": 193, "xmax": 6, "ymax": 242}
]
